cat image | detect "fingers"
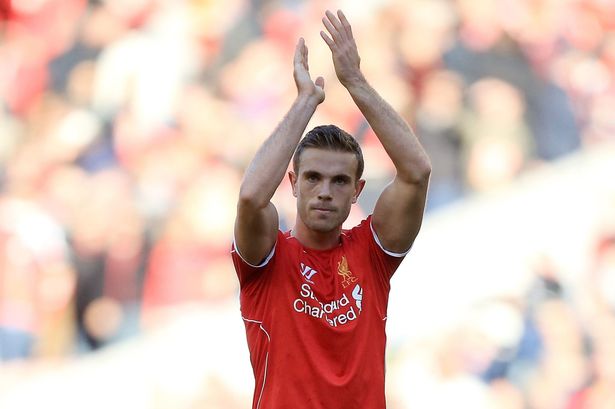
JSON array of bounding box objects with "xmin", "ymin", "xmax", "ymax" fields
[
  {"xmin": 303, "ymin": 38, "xmax": 309, "ymax": 71},
  {"xmin": 293, "ymin": 38, "xmax": 325, "ymax": 102},
  {"xmin": 320, "ymin": 30, "xmax": 334, "ymax": 50},
  {"xmin": 294, "ymin": 37, "xmax": 310, "ymax": 71},
  {"xmin": 337, "ymin": 10, "xmax": 352, "ymax": 36},
  {"xmin": 322, "ymin": 13, "xmax": 340, "ymax": 43},
  {"xmin": 294, "ymin": 37, "xmax": 304, "ymax": 67},
  {"xmin": 322, "ymin": 10, "xmax": 351, "ymax": 43},
  {"xmin": 324, "ymin": 10, "xmax": 345, "ymax": 38}
]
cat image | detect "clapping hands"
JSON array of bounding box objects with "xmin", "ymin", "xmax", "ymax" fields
[{"xmin": 293, "ymin": 10, "xmax": 364, "ymax": 103}]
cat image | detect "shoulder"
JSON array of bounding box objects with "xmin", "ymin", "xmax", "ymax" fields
[
  {"xmin": 341, "ymin": 215, "xmax": 373, "ymax": 247},
  {"xmin": 231, "ymin": 229, "xmax": 296, "ymax": 285},
  {"xmin": 344, "ymin": 215, "xmax": 410, "ymax": 258},
  {"xmin": 344, "ymin": 214, "xmax": 372, "ymax": 235},
  {"xmin": 343, "ymin": 215, "xmax": 408, "ymax": 280}
]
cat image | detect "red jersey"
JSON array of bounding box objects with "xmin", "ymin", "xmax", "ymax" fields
[{"xmin": 231, "ymin": 216, "xmax": 407, "ymax": 409}]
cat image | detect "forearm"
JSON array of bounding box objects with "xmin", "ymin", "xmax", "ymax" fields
[
  {"xmin": 239, "ymin": 95, "xmax": 318, "ymax": 207},
  {"xmin": 346, "ymin": 78, "xmax": 431, "ymax": 184}
]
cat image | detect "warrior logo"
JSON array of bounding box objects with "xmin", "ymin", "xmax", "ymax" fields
[
  {"xmin": 337, "ymin": 256, "xmax": 358, "ymax": 289},
  {"xmin": 300, "ymin": 263, "xmax": 318, "ymax": 283}
]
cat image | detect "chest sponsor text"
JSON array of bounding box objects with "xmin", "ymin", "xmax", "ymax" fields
[{"xmin": 293, "ymin": 283, "xmax": 358, "ymax": 327}]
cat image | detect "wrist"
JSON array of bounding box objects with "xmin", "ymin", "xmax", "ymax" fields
[
  {"xmin": 296, "ymin": 92, "xmax": 322, "ymax": 109},
  {"xmin": 342, "ymin": 74, "xmax": 368, "ymax": 93}
]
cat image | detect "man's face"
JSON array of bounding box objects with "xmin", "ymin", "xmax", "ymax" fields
[{"xmin": 290, "ymin": 148, "xmax": 365, "ymax": 233}]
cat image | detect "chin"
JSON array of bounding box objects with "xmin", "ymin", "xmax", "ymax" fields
[{"xmin": 306, "ymin": 219, "xmax": 340, "ymax": 233}]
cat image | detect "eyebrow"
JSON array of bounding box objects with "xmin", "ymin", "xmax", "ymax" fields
[
  {"xmin": 332, "ymin": 174, "xmax": 352, "ymax": 182},
  {"xmin": 302, "ymin": 170, "xmax": 353, "ymax": 181}
]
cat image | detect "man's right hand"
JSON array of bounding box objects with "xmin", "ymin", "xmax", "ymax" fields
[{"xmin": 294, "ymin": 38, "xmax": 325, "ymax": 105}]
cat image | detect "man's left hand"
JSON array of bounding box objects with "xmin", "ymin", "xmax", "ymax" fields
[{"xmin": 320, "ymin": 10, "xmax": 365, "ymax": 88}]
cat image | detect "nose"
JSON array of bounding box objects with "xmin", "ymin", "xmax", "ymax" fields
[{"xmin": 317, "ymin": 181, "xmax": 332, "ymax": 201}]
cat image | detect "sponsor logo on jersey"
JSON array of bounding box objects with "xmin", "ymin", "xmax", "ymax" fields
[
  {"xmin": 300, "ymin": 263, "xmax": 318, "ymax": 283},
  {"xmin": 293, "ymin": 283, "xmax": 358, "ymax": 327},
  {"xmin": 292, "ymin": 256, "xmax": 363, "ymax": 328},
  {"xmin": 337, "ymin": 256, "xmax": 357, "ymax": 289},
  {"xmin": 352, "ymin": 284, "xmax": 363, "ymax": 313}
]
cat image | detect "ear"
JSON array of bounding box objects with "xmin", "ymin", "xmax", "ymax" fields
[
  {"xmin": 352, "ymin": 179, "xmax": 366, "ymax": 204},
  {"xmin": 288, "ymin": 171, "xmax": 298, "ymax": 197}
]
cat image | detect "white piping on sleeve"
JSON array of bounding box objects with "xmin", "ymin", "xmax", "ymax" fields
[
  {"xmin": 232, "ymin": 238, "xmax": 276, "ymax": 268},
  {"xmin": 369, "ymin": 220, "xmax": 411, "ymax": 258}
]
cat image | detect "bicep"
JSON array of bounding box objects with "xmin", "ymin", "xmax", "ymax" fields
[
  {"xmin": 234, "ymin": 201, "xmax": 279, "ymax": 266},
  {"xmin": 372, "ymin": 177, "xmax": 428, "ymax": 253}
]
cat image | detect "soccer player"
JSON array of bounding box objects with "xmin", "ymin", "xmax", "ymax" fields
[{"xmin": 231, "ymin": 9, "xmax": 431, "ymax": 409}]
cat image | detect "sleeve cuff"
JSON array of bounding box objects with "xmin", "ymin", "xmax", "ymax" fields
[
  {"xmin": 232, "ymin": 239, "xmax": 276, "ymax": 268},
  {"xmin": 369, "ymin": 220, "xmax": 411, "ymax": 258}
]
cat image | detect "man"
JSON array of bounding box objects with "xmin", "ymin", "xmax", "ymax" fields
[{"xmin": 231, "ymin": 9, "xmax": 431, "ymax": 409}]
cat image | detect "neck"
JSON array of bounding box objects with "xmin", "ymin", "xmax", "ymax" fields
[{"xmin": 292, "ymin": 219, "xmax": 342, "ymax": 250}]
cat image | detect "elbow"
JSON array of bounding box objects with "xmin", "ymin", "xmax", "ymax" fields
[
  {"xmin": 420, "ymin": 159, "xmax": 432, "ymax": 183},
  {"xmin": 401, "ymin": 157, "xmax": 432, "ymax": 186},
  {"xmin": 418, "ymin": 156, "xmax": 432, "ymax": 179},
  {"xmin": 238, "ymin": 185, "xmax": 269, "ymax": 210},
  {"xmin": 416, "ymin": 164, "xmax": 432, "ymax": 187}
]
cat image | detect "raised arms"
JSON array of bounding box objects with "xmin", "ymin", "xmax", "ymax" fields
[
  {"xmin": 234, "ymin": 39, "xmax": 325, "ymax": 266},
  {"xmin": 321, "ymin": 10, "xmax": 432, "ymax": 253}
]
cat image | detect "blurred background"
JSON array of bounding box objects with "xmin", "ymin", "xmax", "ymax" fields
[{"xmin": 0, "ymin": 0, "xmax": 614, "ymax": 407}]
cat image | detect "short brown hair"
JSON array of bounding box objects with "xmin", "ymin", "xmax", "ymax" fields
[{"xmin": 293, "ymin": 125, "xmax": 364, "ymax": 179}]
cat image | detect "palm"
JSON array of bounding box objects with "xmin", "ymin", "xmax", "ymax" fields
[{"xmin": 294, "ymin": 38, "xmax": 325, "ymax": 103}]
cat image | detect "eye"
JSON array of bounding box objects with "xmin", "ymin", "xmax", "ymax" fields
[
  {"xmin": 306, "ymin": 174, "xmax": 318, "ymax": 183},
  {"xmin": 333, "ymin": 177, "xmax": 349, "ymax": 185}
]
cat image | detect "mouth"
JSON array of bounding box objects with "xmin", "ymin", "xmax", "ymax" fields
[{"xmin": 312, "ymin": 206, "xmax": 335, "ymax": 213}]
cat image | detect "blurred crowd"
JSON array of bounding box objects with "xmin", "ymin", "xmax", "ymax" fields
[
  {"xmin": 1, "ymin": 0, "xmax": 614, "ymax": 408},
  {"xmin": 386, "ymin": 234, "xmax": 615, "ymax": 409}
]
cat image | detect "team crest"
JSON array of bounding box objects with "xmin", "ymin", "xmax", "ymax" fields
[{"xmin": 338, "ymin": 256, "xmax": 358, "ymax": 288}]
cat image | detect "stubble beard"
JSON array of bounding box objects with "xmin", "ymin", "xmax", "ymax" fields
[
  {"xmin": 302, "ymin": 206, "xmax": 351, "ymax": 234},
  {"xmin": 306, "ymin": 217, "xmax": 339, "ymax": 233}
]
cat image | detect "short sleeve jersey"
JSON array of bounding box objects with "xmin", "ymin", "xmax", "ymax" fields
[{"xmin": 231, "ymin": 216, "xmax": 407, "ymax": 409}]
